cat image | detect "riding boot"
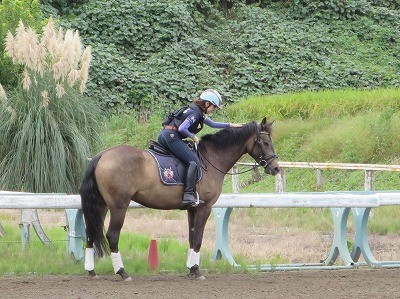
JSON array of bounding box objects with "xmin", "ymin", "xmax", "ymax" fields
[{"xmin": 183, "ymin": 161, "xmax": 198, "ymax": 205}]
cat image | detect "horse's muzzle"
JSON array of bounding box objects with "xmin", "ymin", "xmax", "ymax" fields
[{"xmin": 264, "ymin": 165, "xmax": 280, "ymax": 176}]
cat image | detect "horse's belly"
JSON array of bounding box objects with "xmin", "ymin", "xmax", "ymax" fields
[{"xmin": 131, "ymin": 186, "xmax": 183, "ymax": 209}]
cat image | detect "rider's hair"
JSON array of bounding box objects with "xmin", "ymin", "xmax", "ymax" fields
[{"xmin": 193, "ymin": 99, "xmax": 208, "ymax": 113}]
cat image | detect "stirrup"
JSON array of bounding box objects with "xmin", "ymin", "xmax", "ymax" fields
[{"xmin": 183, "ymin": 192, "xmax": 203, "ymax": 207}]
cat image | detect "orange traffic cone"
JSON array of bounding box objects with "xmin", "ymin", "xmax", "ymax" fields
[{"xmin": 147, "ymin": 239, "xmax": 159, "ymax": 272}]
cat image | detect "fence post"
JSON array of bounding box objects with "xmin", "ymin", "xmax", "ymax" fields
[
  {"xmin": 20, "ymin": 209, "xmax": 51, "ymax": 248},
  {"xmin": 20, "ymin": 223, "xmax": 30, "ymax": 250},
  {"xmin": 0, "ymin": 222, "xmax": 5, "ymax": 237},
  {"xmin": 316, "ymin": 169, "xmax": 324, "ymax": 191},
  {"xmin": 364, "ymin": 170, "xmax": 375, "ymax": 217},
  {"xmin": 275, "ymin": 167, "xmax": 286, "ymax": 192},
  {"xmin": 364, "ymin": 170, "xmax": 375, "ymax": 191},
  {"xmin": 232, "ymin": 165, "xmax": 239, "ymax": 193},
  {"xmin": 65, "ymin": 209, "xmax": 86, "ymax": 261}
]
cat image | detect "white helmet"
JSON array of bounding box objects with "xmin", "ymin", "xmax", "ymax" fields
[{"xmin": 199, "ymin": 89, "xmax": 222, "ymax": 108}]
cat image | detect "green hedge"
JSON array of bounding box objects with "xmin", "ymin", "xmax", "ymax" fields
[{"xmin": 10, "ymin": 0, "xmax": 399, "ymax": 112}]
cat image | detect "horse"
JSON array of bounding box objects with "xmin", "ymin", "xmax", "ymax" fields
[{"xmin": 80, "ymin": 117, "xmax": 280, "ymax": 281}]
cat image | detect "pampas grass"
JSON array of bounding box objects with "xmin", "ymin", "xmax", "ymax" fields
[{"xmin": 0, "ymin": 18, "xmax": 101, "ymax": 193}]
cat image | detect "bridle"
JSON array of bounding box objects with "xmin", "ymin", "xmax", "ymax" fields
[
  {"xmin": 198, "ymin": 125, "xmax": 278, "ymax": 175},
  {"xmin": 254, "ymin": 126, "xmax": 279, "ymax": 170}
]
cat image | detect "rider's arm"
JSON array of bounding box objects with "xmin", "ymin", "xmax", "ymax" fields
[
  {"xmin": 178, "ymin": 118, "xmax": 196, "ymax": 138},
  {"xmin": 204, "ymin": 117, "xmax": 231, "ymax": 129}
]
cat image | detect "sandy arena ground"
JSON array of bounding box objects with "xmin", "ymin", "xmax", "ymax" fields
[{"xmin": 1, "ymin": 269, "xmax": 400, "ymax": 299}]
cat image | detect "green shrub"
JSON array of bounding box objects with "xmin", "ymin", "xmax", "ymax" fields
[
  {"xmin": 42, "ymin": 1, "xmax": 400, "ymax": 112},
  {"xmin": 290, "ymin": 0, "xmax": 372, "ymax": 20}
]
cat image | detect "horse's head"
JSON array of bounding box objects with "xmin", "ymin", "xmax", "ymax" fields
[
  {"xmin": 199, "ymin": 117, "xmax": 280, "ymax": 176},
  {"xmin": 247, "ymin": 117, "xmax": 280, "ymax": 175}
]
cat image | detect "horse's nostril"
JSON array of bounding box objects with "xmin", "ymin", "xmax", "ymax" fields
[{"xmin": 275, "ymin": 167, "xmax": 280, "ymax": 173}]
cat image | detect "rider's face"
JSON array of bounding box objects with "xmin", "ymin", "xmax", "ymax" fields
[{"xmin": 206, "ymin": 103, "xmax": 216, "ymax": 114}]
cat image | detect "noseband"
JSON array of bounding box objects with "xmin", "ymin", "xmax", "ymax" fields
[{"xmin": 254, "ymin": 128, "xmax": 278, "ymax": 169}]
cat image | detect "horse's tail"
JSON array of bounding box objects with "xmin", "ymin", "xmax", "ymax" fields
[{"xmin": 80, "ymin": 153, "xmax": 108, "ymax": 258}]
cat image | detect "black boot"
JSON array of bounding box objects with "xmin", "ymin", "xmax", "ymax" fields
[{"xmin": 183, "ymin": 161, "xmax": 199, "ymax": 206}]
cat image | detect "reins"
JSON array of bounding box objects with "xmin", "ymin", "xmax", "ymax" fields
[{"xmin": 198, "ymin": 150, "xmax": 260, "ymax": 175}]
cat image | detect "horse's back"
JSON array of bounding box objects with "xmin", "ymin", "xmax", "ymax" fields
[
  {"xmin": 99, "ymin": 145, "xmax": 145, "ymax": 165},
  {"xmin": 94, "ymin": 146, "xmax": 153, "ymax": 204}
]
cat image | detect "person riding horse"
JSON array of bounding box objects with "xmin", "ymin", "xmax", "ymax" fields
[
  {"xmin": 158, "ymin": 89, "xmax": 242, "ymax": 206},
  {"xmin": 81, "ymin": 115, "xmax": 279, "ymax": 280}
]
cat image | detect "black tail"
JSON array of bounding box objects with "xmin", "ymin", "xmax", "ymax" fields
[{"xmin": 80, "ymin": 153, "xmax": 108, "ymax": 257}]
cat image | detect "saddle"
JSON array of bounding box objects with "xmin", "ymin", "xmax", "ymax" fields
[{"xmin": 148, "ymin": 141, "xmax": 202, "ymax": 185}]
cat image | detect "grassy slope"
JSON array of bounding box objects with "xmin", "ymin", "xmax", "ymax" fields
[{"xmin": 103, "ymin": 88, "xmax": 400, "ymax": 165}]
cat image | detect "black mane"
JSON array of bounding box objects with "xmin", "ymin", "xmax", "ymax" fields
[{"xmin": 200, "ymin": 121, "xmax": 261, "ymax": 150}]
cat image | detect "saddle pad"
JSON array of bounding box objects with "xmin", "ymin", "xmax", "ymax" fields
[{"xmin": 148, "ymin": 150, "xmax": 202, "ymax": 185}]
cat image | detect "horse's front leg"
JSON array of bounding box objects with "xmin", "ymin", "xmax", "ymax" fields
[
  {"xmin": 186, "ymin": 205, "xmax": 212, "ymax": 280},
  {"xmin": 186, "ymin": 209, "xmax": 195, "ymax": 267}
]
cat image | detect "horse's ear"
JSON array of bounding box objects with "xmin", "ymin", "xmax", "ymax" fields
[
  {"xmin": 261, "ymin": 117, "xmax": 267, "ymax": 125},
  {"xmin": 269, "ymin": 120, "xmax": 275, "ymax": 126}
]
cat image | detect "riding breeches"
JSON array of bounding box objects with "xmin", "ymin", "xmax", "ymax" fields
[{"xmin": 157, "ymin": 129, "xmax": 200, "ymax": 167}]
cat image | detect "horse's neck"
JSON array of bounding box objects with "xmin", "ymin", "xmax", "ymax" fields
[{"xmin": 206, "ymin": 143, "xmax": 245, "ymax": 173}]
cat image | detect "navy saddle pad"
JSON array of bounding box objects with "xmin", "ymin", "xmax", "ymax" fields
[{"xmin": 148, "ymin": 141, "xmax": 202, "ymax": 185}]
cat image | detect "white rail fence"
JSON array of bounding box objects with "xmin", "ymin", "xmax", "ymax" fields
[
  {"xmin": 232, "ymin": 161, "xmax": 400, "ymax": 193},
  {"xmin": 0, "ymin": 161, "xmax": 399, "ymax": 271},
  {"xmin": 1, "ymin": 191, "xmax": 400, "ymax": 270}
]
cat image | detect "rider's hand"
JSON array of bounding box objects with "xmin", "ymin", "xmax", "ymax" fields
[
  {"xmin": 230, "ymin": 123, "xmax": 243, "ymax": 128},
  {"xmin": 192, "ymin": 135, "xmax": 200, "ymax": 144}
]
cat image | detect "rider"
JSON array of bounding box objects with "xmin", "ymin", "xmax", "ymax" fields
[{"xmin": 158, "ymin": 89, "xmax": 242, "ymax": 206}]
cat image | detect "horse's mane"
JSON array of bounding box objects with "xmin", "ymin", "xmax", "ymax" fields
[{"xmin": 200, "ymin": 121, "xmax": 267, "ymax": 150}]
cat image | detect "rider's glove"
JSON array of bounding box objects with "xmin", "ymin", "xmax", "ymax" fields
[
  {"xmin": 192, "ymin": 135, "xmax": 200, "ymax": 144},
  {"xmin": 230, "ymin": 123, "xmax": 243, "ymax": 128}
]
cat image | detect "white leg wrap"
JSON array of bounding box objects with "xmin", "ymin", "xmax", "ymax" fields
[
  {"xmin": 84, "ymin": 248, "xmax": 94, "ymax": 271},
  {"xmin": 186, "ymin": 249, "xmax": 194, "ymax": 268},
  {"xmin": 111, "ymin": 251, "xmax": 124, "ymax": 274},
  {"xmin": 188, "ymin": 250, "xmax": 200, "ymax": 268}
]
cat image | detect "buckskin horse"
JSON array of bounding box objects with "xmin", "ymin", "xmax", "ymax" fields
[{"xmin": 80, "ymin": 117, "xmax": 280, "ymax": 281}]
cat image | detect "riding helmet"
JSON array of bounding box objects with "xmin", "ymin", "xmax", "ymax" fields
[{"xmin": 199, "ymin": 89, "xmax": 222, "ymax": 108}]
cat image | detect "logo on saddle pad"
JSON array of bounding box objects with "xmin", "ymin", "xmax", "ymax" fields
[
  {"xmin": 148, "ymin": 150, "xmax": 202, "ymax": 185},
  {"xmin": 163, "ymin": 167, "xmax": 174, "ymax": 181}
]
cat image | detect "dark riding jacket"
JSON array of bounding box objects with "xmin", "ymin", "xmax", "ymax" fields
[{"xmin": 158, "ymin": 104, "xmax": 230, "ymax": 166}]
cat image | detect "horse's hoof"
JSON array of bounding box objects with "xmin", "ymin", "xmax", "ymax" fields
[
  {"xmin": 187, "ymin": 265, "xmax": 205, "ymax": 280},
  {"xmin": 87, "ymin": 274, "xmax": 99, "ymax": 279},
  {"xmin": 88, "ymin": 270, "xmax": 98, "ymax": 279},
  {"xmin": 196, "ymin": 275, "xmax": 205, "ymax": 280},
  {"xmin": 117, "ymin": 268, "xmax": 131, "ymax": 281}
]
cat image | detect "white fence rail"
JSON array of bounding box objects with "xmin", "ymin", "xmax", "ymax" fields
[
  {"xmin": 2, "ymin": 191, "xmax": 400, "ymax": 209},
  {"xmin": 233, "ymin": 161, "xmax": 400, "ymax": 192}
]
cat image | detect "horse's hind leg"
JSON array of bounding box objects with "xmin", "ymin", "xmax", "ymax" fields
[
  {"xmin": 85, "ymin": 203, "xmax": 107, "ymax": 279},
  {"xmin": 107, "ymin": 206, "xmax": 131, "ymax": 281}
]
